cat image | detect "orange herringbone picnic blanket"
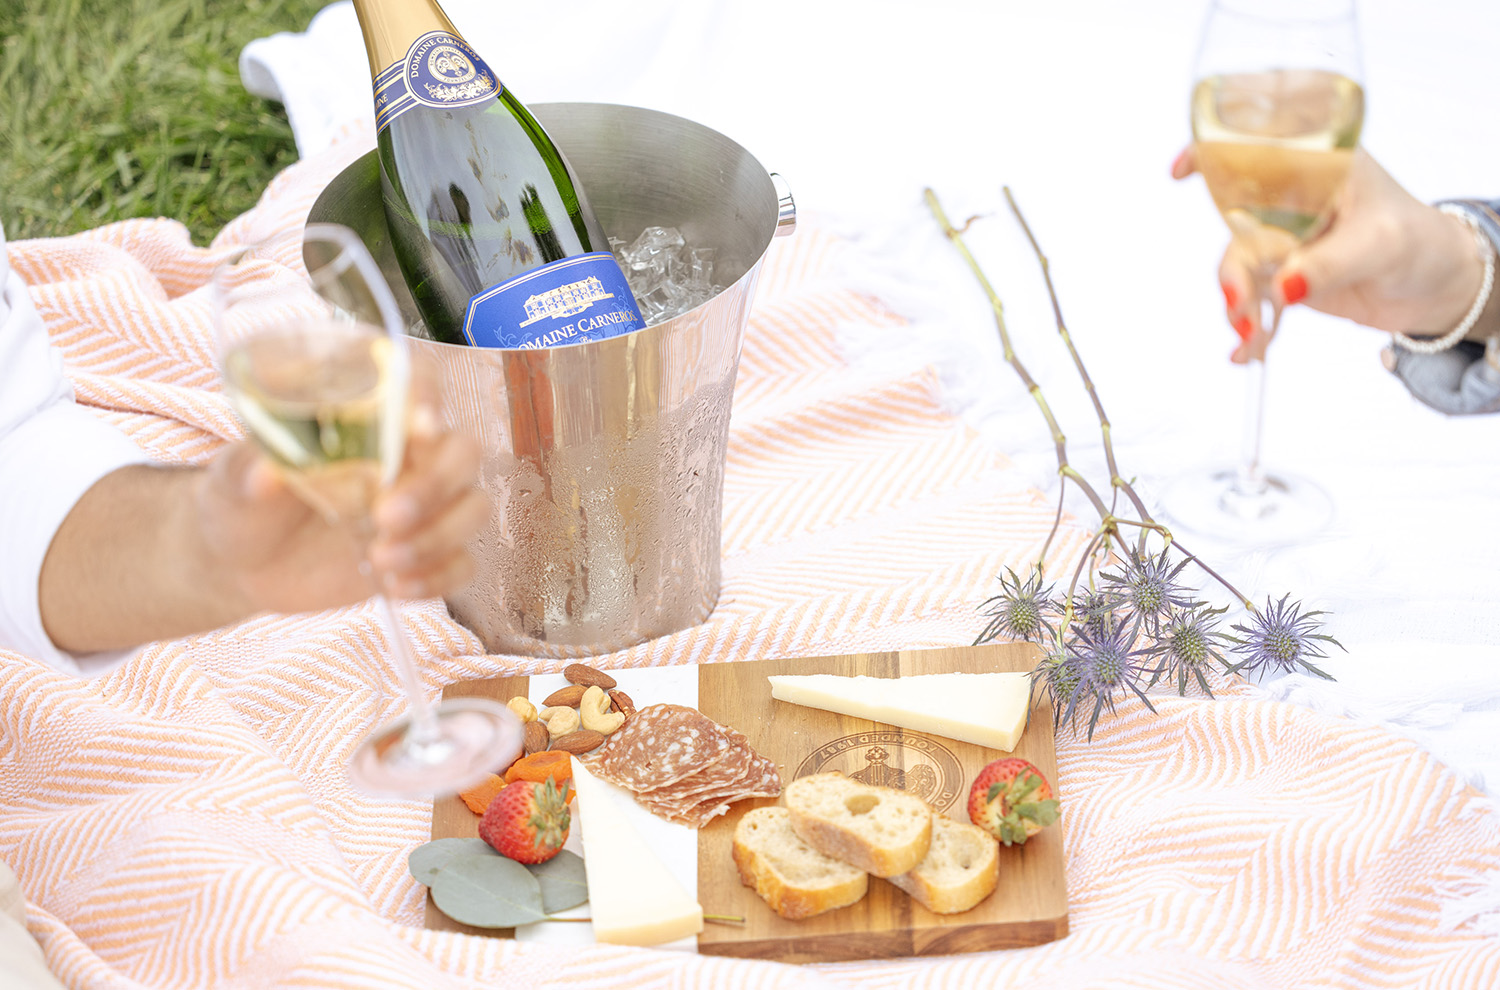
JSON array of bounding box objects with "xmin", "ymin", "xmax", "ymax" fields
[{"xmin": 3, "ymin": 136, "xmax": 1498, "ymax": 989}]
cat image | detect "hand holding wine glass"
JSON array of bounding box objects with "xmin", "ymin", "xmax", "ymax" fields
[
  {"xmin": 1174, "ymin": 147, "xmax": 1494, "ymax": 359},
  {"xmin": 194, "ymin": 369, "xmax": 489, "ymax": 613},
  {"xmin": 1163, "ymin": 0, "xmax": 1363, "ymax": 544},
  {"xmin": 213, "ymin": 225, "xmax": 521, "ymax": 798}
]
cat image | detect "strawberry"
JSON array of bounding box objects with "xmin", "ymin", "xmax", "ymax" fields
[
  {"xmin": 967, "ymin": 757, "xmax": 1060, "ymax": 847},
  {"xmin": 478, "ymin": 777, "xmax": 571, "ymax": 864}
]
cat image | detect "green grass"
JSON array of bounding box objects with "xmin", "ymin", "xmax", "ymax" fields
[{"xmin": 0, "ymin": 0, "xmax": 331, "ymax": 244}]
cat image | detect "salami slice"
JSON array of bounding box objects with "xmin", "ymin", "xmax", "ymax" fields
[
  {"xmin": 648, "ymin": 741, "xmax": 751, "ymax": 802},
  {"xmin": 585, "ymin": 704, "xmax": 732, "ymax": 792},
  {"xmin": 640, "ymin": 749, "xmax": 783, "ymax": 828},
  {"xmin": 644, "ymin": 755, "xmax": 783, "ymax": 828},
  {"xmin": 582, "ymin": 702, "xmax": 782, "ymax": 828}
]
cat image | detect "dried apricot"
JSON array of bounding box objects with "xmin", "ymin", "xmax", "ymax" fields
[
  {"xmin": 458, "ymin": 773, "xmax": 507, "ymax": 815},
  {"xmin": 503, "ymin": 750, "xmax": 573, "ymax": 786}
]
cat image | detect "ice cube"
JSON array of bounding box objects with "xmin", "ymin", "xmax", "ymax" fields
[{"xmin": 616, "ymin": 226, "xmax": 722, "ymax": 326}]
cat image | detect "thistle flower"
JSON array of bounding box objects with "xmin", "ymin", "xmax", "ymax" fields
[
  {"xmin": 1063, "ymin": 587, "xmax": 1120, "ymax": 640},
  {"xmin": 976, "ymin": 566, "xmax": 1055, "ymax": 645},
  {"xmin": 1061, "ymin": 615, "xmax": 1154, "ymax": 739},
  {"xmin": 1227, "ymin": 594, "xmax": 1341, "ymax": 680},
  {"xmin": 1147, "ymin": 603, "xmax": 1230, "ymax": 696},
  {"xmin": 1101, "ymin": 547, "xmax": 1196, "ymax": 633},
  {"xmin": 1031, "ymin": 641, "xmax": 1080, "ymax": 728}
]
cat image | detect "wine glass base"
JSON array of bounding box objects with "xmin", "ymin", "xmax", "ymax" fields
[
  {"xmin": 1159, "ymin": 467, "xmax": 1334, "ymax": 547},
  {"xmin": 347, "ymin": 697, "xmax": 523, "ymax": 800}
]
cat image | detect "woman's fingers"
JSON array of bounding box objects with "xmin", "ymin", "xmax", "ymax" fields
[
  {"xmin": 1219, "ymin": 241, "xmax": 1266, "ymax": 364},
  {"xmin": 1170, "ymin": 145, "xmax": 1197, "ymax": 180}
]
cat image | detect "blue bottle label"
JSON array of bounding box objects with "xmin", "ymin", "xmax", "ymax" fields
[
  {"xmin": 374, "ymin": 32, "xmax": 501, "ymax": 133},
  {"xmin": 463, "ymin": 253, "xmax": 646, "ymax": 349}
]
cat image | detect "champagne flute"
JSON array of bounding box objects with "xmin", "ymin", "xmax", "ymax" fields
[
  {"xmin": 213, "ymin": 224, "xmax": 521, "ymax": 798},
  {"xmin": 1163, "ymin": 0, "xmax": 1363, "ymax": 544}
]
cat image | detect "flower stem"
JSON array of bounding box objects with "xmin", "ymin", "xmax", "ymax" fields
[
  {"xmin": 924, "ymin": 188, "xmax": 1112, "ymax": 524},
  {"xmin": 1037, "ymin": 477, "xmax": 1068, "ymax": 572},
  {"xmin": 927, "ymin": 187, "xmax": 1263, "ymax": 629},
  {"xmin": 1002, "ymin": 186, "xmax": 1158, "ymax": 545},
  {"xmin": 995, "ymin": 187, "xmax": 1260, "ymax": 617}
]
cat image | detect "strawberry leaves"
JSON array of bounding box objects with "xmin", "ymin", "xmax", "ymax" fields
[
  {"xmin": 985, "ymin": 770, "xmax": 1061, "ymax": 846},
  {"xmin": 970, "ymin": 759, "xmax": 1061, "ymax": 847}
]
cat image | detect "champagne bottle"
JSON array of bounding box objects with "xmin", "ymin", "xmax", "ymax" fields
[{"xmin": 349, "ymin": 0, "xmax": 644, "ymax": 348}]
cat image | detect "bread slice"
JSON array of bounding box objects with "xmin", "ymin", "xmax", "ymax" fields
[
  {"xmin": 732, "ymin": 807, "xmax": 869, "ymax": 919},
  {"xmin": 784, "ymin": 772, "xmax": 932, "ymax": 878},
  {"xmin": 888, "ymin": 815, "xmax": 1000, "ymax": 914}
]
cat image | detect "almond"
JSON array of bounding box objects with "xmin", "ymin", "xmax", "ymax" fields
[
  {"xmin": 522, "ymin": 721, "xmax": 550, "ymax": 756},
  {"xmin": 542, "ymin": 684, "xmax": 588, "ymax": 708},
  {"xmin": 551, "ymin": 729, "xmax": 606, "ymax": 754},
  {"xmin": 608, "ymin": 689, "xmax": 635, "ymax": 716},
  {"xmin": 563, "ymin": 663, "xmax": 617, "ymax": 690}
]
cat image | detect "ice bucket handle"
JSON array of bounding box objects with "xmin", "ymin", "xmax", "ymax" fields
[{"xmin": 771, "ymin": 173, "xmax": 797, "ymax": 238}]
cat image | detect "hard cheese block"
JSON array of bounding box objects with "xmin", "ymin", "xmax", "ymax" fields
[
  {"xmin": 767, "ymin": 671, "xmax": 1031, "ymax": 751},
  {"xmin": 570, "ymin": 760, "xmax": 704, "ymax": 946}
]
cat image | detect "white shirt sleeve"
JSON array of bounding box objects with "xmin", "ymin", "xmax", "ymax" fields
[{"xmin": 0, "ymin": 224, "xmax": 150, "ymax": 675}]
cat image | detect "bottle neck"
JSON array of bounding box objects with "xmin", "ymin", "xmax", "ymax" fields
[{"xmin": 349, "ymin": 0, "xmax": 463, "ymax": 78}]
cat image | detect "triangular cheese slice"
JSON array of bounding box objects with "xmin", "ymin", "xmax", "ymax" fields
[
  {"xmin": 570, "ymin": 761, "xmax": 704, "ymax": 946},
  {"xmin": 768, "ymin": 671, "xmax": 1032, "ymax": 751}
]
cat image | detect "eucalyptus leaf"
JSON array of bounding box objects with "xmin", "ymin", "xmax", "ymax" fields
[
  {"xmin": 429, "ymin": 854, "xmax": 546, "ymax": 928},
  {"xmin": 528, "ymin": 851, "xmax": 588, "ymax": 913},
  {"xmin": 408, "ymin": 837, "xmax": 497, "ymax": 886}
]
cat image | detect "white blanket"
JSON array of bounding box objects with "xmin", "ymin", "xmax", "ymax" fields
[{"xmin": 243, "ymin": 0, "xmax": 1500, "ymax": 794}]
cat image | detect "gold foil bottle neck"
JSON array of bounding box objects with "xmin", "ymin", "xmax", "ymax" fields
[{"xmin": 349, "ymin": 0, "xmax": 463, "ymax": 79}]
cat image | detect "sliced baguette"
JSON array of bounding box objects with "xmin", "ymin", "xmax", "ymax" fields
[
  {"xmin": 784, "ymin": 772, "xmax": 932, "ymax": 878},
  {"xmin": 888, "ymin": 815, "xmax": 1000, "ymax": 914},
  {"xmin": 732, "ymin": 807, "xmax": 869, "ymax": 919}
]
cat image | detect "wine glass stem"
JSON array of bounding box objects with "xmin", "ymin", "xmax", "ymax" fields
[
  {"xmin": 1235, "ymin": 298, "xmax": 1281, "ymax": 498},
  {"xmin": 371, "ymin": 592, "xmax": 441, "ymax": 748},
  {"xmin": 1237, "ymin": 354, "xmax": 1268, "ymax": 496}
]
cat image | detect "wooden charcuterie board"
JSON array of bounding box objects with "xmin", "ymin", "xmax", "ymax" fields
[{"xmin": 425, "ymin": 643, "xmax": 1069, "ymax": 962}]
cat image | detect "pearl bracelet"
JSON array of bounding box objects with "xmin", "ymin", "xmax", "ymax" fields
[{"xmin": 1391, "ymin": 204, "xmax": 1496, "ymax": 355}]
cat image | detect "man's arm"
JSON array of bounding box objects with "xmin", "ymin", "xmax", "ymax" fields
[
  {"xmin": 38, "ymin": 408, "xmax": 488, "ymax": 657},
  {"xmin": 4, "ymin": 224, "xmax": 487, "ymax": 666},
  {"xmin": 38, "ymin": 463, "xmax": 247, "ymax": 654}
]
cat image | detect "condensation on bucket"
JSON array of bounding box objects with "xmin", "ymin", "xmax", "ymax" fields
[
  {"xmin": 425, "ymin": 293, "xmax": 747, "ymax": 657},
  {"xmin": 464, "ymin": 367, "xmax": 736, "ymax": 653},
  {"xmin": 307, "ymin": 103, "xmax": 793, "ymax": 657}
]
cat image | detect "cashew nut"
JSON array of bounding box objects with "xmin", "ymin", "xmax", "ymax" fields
[
  {"xmin": 579, "ymin": 685, "xmax": 626, "ymax": 735},
  {"xmin": 506, "ymin": 696, "xmax": 537, "ymax": 723},
  {"xmin": 538, "ymin": 705, "xmax": 581, "ymax": 738}
]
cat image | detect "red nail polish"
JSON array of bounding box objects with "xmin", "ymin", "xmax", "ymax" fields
[
  {"xmin": 1222, "ymin": 283, "xmax": 1239, "ymax": 311},
  {"xmin": 1233, "ymin": 315, "xmax": 1253, "ymax": 342},
  {"xmin": 1281, "ymin": 272, "xmax": 1307, "ymax": 305},
  {"xmin": 1170, "ymin": 149, "xmax": 1186, "ymax": 176}
]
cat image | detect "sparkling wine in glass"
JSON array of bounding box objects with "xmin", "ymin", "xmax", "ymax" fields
[
  {"xmin": 213, "ymin": 224, "xmax": 522, "ymax": 798},
  {"xmin": 1163, "ymin": 0, "xmax": 1363, "ymax": 544}
]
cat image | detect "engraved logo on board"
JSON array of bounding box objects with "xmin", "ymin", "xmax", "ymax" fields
[
  {"xmin": 793, "ymin": 731, "xmax": 965, "ymax": 813},
  {"xmin": 519, "ymin": 276, "xmax": 617, "ymax": 327}
]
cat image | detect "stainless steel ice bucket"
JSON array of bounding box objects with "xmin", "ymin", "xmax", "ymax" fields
[{"xmin": 307, "ymin": 103, "xmax": 795, "ymax": 656}]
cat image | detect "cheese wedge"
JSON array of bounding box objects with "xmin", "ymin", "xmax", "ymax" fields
[
  {"xmin": 768, "ymin": 671, "xmax": 1032, "ymax": 751},
  {"xmin": 570, "ymin": 761, "xmax": 704, "ymax": 946}
]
